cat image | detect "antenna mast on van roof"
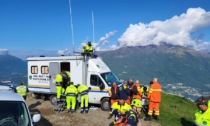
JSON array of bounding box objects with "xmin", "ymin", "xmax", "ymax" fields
[
  {"xmin": 92, "ymin": 11, "xmax": 95, "ymax": 43},
  {"xmin": 68, "ymin": 0, "xmax": 75, "ymax": 52}
]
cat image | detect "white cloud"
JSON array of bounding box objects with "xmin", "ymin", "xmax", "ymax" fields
[
  {"xmin": 93, "ymin": 31, "xmax": 117, "ymax": 51},
  {"xmin": 118, "ymin": 7, "xmax": 210, "ymax": 50},
  {"xmin": 58, "ymin": 48, "xmax": 72, "ymax": 56},
  {"xmin": 0, "ymin": 48, "xmax": 9, "ymax": 55}
]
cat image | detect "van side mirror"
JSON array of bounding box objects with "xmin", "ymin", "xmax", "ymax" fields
[
  {"xmin": 32, "ymin": 114, "xmax": 41, "ymax": 123},
  {"xmin": 99, "ymin": 83, "xmax": 105, "ymax": 90}
]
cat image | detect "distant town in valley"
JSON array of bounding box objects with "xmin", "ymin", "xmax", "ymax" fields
[{"xmin": 1, "ymin": 74, "xmax": 209, "ymax": 101}]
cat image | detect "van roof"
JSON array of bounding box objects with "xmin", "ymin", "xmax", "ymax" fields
[
  {"xmin": 0, "ymin": 89, "xmax": 24, "ymax": 102},
  {"xmin": 27, "ymin": 55, "xmax": 84, "ymax": 61}
]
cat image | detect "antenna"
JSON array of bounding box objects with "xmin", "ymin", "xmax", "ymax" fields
[
  {"xmin": 68, "ymin": 0, "xmax": 75, "ymax": 52},
  {"xmin": 92, "ymin": 11, "xmax": 95, "ymax": 43}
]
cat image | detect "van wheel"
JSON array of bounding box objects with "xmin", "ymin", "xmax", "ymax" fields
[
  {"xmin": 101, "ymin": 98, "xmax": 110, "ymax": 111},
  {"xmin": 50, "ymin": 95, "xmax": 57, "ymax": 105}
]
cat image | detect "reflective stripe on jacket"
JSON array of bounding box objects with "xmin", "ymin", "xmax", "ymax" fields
[
  {"xmin": 65, "ymin": 85, "xmax": 78, "ymax": 96},
  {"xmin": 78, "ymin": 84, "xmax": 89, "ymax": 95},
  {"xmin": 148, "ymin": 82, "xmax": 162, "ymax": 102},
  {"xmin": 111, "ymin": 102, "xmax": 131, "ymax": 113}
]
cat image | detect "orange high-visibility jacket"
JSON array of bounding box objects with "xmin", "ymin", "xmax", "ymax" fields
[
  {"xmin": 148, "ymin": 82, "xmax": 162, "ymax": 102},
  {"xmin": 132, "ymin": 83, "xmax": 142, "ymax": 99}
]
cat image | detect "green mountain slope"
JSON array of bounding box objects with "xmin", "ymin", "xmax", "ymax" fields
[
  {"xmin": 159, "ymin": 92, "xmax": 196, "ymax": 126},
  {"xmin": 97, "ymin": 45, "xmax": 210, "ymax": 90},
  {"xmin": 0, "ymin": 54, "xmax": 27, "ymax": 84}
]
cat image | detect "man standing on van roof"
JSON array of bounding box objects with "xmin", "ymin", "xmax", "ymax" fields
[
  {"xmin": 15, "ymin": 82, "xmax": 29, "ymax": 100},
  {"xmin": 82, "ymin": 41, "xmax": 94, "ymax": 57}
]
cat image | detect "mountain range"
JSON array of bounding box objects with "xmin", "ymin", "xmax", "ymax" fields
[
  {"xmin": 97, "ymin": 44, "xmax": 210, "ymax": 92},
  {"xmin": 1, "ymin": 45, "xmax": 210, "ymax": 92},
  {"xmin": 0, "ymin": 54, "xmax": 27, "ymax": 84}
]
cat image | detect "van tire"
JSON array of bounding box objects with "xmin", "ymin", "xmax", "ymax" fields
[
  {"xmin": 101, "ymin": 98, "xmax": 110, "ymax": 111},
  {"xmin": 50, "ymin": 95, "xmax": 57, "ymax": 105}
]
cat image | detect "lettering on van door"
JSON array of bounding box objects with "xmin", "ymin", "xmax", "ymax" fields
[{"xmin": 29, "ymin": 75, "xmax": 49, "ymax": 84}]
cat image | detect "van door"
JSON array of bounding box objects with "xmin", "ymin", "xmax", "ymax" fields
[
  {"xmin": 49, "ymin": 62, "xmax": 60, "ymax": 93},
  {"xmin": 87, "ymin": 73, "xmax": 108, "ymax": 104}
]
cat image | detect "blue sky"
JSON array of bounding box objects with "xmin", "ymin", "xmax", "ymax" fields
[{"xmin": 0, "ymin": 0, "xmax": 210, "ymax": 59}]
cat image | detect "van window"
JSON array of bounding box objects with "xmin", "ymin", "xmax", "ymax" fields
[
  {"xmin": 101, "ymin": 72, "xmax": 120, "ymax": 86},
  {"xmin": 90, "ymin": 75, "xmax": 104, "ymax": 87},
  {"xmin": 41, "ymin": 66, "xmax": 49, "ymax": 74},
  {"xmin": 31, "ymin": 66, "xmax": 38, "ymax": 74}
]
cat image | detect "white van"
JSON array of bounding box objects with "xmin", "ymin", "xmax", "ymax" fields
[
  {"xmin": 27, "ymin": 55, "xmax": 121, "ymax": 111},
  {"xmin": 0, "ymin": 84, "xmax": 40, "ymax": 126}
]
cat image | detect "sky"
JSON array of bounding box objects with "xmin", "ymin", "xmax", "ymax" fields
[{"xmin": 0, "ymin": 0, "xmax": 210, "ymax": 59}]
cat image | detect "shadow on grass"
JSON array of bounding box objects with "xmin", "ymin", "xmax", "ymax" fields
[{"xmin": 180, "ymin": 117, "xmax": 194, "ymax": 126}]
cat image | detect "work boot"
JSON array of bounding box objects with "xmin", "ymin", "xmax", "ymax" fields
[
  {"xmin": 67, "ymin": 109, "xmax": 71, "ymax": 113},
  {"xmin": 144, "ymin": 115, "xmax": 152, "ymax": 121},
  {"xmin": 85, "ymin": 110, "xmax": 89, "ymax": 113},
  {"xmin": 107, "ymin": 114, "xmax": 113, "ymax": 119},
  {"xmin": 80, "ymin": 110, "xmax": 84, "ymax": 113},
  {"xmin": 71, "ymin": 109, "xmax": 75, "ymax": 113},
  {"xmin": 153, "ymin": 115, "xmax": 159, "ymax": 120}
]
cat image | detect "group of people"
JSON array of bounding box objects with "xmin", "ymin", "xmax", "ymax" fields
[
  {"xmin": 107, "ymin": 78, "xmax": 162, "ymax": 126},
  {"xmin": 55, "ymin": 71, "xmax": 89, "ymax": 113}
]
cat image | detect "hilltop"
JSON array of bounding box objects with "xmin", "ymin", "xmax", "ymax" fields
[{"xmin": 27, "ymin": 91, "xmax": 196, "ymax": 126}]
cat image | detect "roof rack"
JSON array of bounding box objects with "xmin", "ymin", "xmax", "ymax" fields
[{"xmin": 0, "ymin": 84, "xmax": 15, "ymax": 91}]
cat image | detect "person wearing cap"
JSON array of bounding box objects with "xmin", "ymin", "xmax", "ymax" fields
[
  {"xmin": 15, "ymin": 82, "xmax": 29, "ymax": 100},
  {"xmin": 126, "ymin": 98, "xmax": 142, "ymax": 126},
  {"xmin": 194, "ymin": 96, "xmax": 210, "ymax": 126},
  {"xmin": 108, "ymin": 82, "xmax": 120, "ymax": 105},
  {"xmin": 77, "ymin": 84, "xmax": 89, "ymax": 113},
  {"xmin": 107, "ymin": 97, "xmax": 131, "ymax": 122},
  {"xmin": 65, "ymin": 82, "xmax": 78, "ymax": 113}
]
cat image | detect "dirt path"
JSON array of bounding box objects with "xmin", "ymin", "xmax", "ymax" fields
[{"xmin": 26, "ymin": 95, "xmax": 161, "ymax": 126}]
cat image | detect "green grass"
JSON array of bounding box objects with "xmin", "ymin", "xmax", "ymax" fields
[{"xmin": 158, "ymin": 92, "xmax": 197, "ymax": 126}]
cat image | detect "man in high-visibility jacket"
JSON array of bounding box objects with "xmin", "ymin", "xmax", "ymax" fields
[
  {"xmin": 62, "ymin": 71, "xmax": 71, "ymax": 90},
  {"xmin": 55, "ymin": 72, "xmax": 65, "ymax": 102},
  {"xmin": 107, "ymin": 97, "xmax": 131, "ymax": 121},
  {"xmin": 65, "ymin": 82, "xmax": 78, "ymax": 113},
  {"xmin": 144, "ymin": 78, "xmax": 162, "ymax": 121},
  {"xmin": 126, "ymin": 99, "xmax": 142, "ymax": 126},
  {"xmin": 16, "ymin": 82, "xmax": 29, "ymax": 100},
  {"xmin": 77, "ymin": 84, "xmax": 89, "ymax": 113},
  {"xmin": 82, "ymin": 41, "xmax": 94, "ymax": 57},
  {"xmin": 194, "ymin": 96, "xmax": 210, "ymax": 126}
]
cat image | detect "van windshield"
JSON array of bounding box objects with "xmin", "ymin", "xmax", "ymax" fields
[
  {"xmin": 101, "ymin": 72, "xmax": 121, "ymax": 86},
  {"xmin": 0, "ymin": 101, "xmax": 31, "ymax": 126}
]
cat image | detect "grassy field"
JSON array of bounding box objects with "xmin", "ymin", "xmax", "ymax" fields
[{"xmin": 157, "ymin": 92, "xmax": 197, "ymax": 126}]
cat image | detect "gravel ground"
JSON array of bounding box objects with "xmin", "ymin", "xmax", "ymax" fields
[{"xmin": 26, "ymin": 94, "xmax": 161, "ymax": 126}]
